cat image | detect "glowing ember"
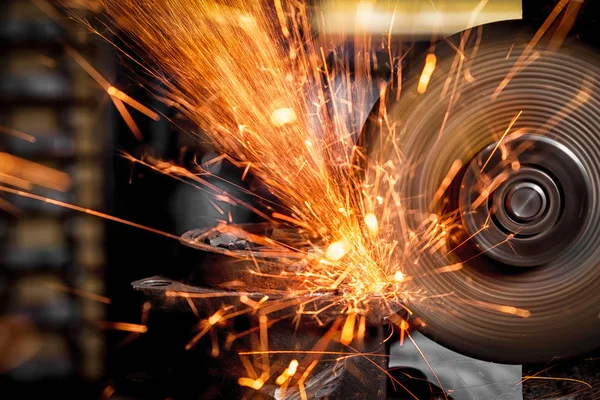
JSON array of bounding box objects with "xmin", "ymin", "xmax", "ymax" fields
[
  {"xmin": 417, "ymin": 53, "xmax": 437, "ymax": 94},
  {"xmin": 325, "ymin": 240, "xmax": 350, "ymax": 261},
  {"xmin": 275, "ymin": 359, "xmax": 299, "ymax": 385},
  {"xmin": 238, "ymin": 377, "xmax": 265, "ymax": 390},
  {"xmin": 364, "ymin": 213, "xmax": 379, "ymax": 236},
  {"xmin": 394, "ymin": 271, "xmax": 405, "ymax": 282},
  {"xmin": 270, "ymin": 107, "xmax": 297, "ymax": 127},
  {"xmin": 340, "ymin": 312, "xmax": 357, "ymax": 345}
]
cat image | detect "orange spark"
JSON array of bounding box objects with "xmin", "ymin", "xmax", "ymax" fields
[
  {"xmin": 101, "ymin": 385, "xmax": 115, "ymax": 400},
  {"xmin": 462, "ymin": 299, "xmax": 531, "ymax": 318},
  {"xmin": 0, "ymin": 153, "xmax": 71, "ymax": 192},
  {"xmin": 434, "ymin": 263, "xmax": 463, "ymax": 274},
  {"xmin": 471, "ymin": 172, "xmax": 509, "ymax": 209},
  {"xmin": 429, "ymin": 159, "xmax": 462, "ymax": 210},
  {"xmin": 480, "ymin": 110, "xmax": 523, "ymax": 172},
  {"xmin": 417, "ymin": 53, "xmax": 437, "ymax": 94},
  {"xmin": 492, "ymin": 0, "xmax": 570, "ymax": 100},
  {"xmin": 110, "ymin": 96, "xmax": 144, "ymax": 140},
  {"xmin": 141, "ymin": 302, "xmax": 152, "ymax": 324},
  {"xmin": 0, "ymin": 172, "xmax": 33, "ymax": 190},
  {"xmin": 325, "ymin": 239, "xmax": 350, "ymax": 261},
  {"xmin": 0, "ymin": 126, "xmax": 36, "ymax": 143},
  {"xmin": 272, "ymin": 212, "xmax": 313, "ymax": 230},
  {"xmin": 548, "ymin": 0, "xmax": 584, "ymax": 51},
  {"xmin": 45, "ymin": 282, "xmax": 111, "ymax": 304},
  {"xmin": 65, "ymin": 45, "xmax": 111, "ymax": 90},
  {"xmin": 0, "ymin": 185, "xmax": 181, "ymax": 241},
  {"xmin": 0, "ymin": 197, "xmax": 21, "ymax": 217},
  {"xmin": 259, "ymin": 314, "xmax": 270, "ymax": 375},
  {"xmin": 356, "ymin": 315, "xmax": 367, "ymax": 342},
  {"xmin": 408, "ymin": 332, "xmax": 448, "ymax": 400},
  {"xmin": 107, "ymin": 86, "xmax": 161, "ymax": 121},
  {"xmin": 208, "ymin": 310, "xmax": 225, "ymax": 325},
  {"xmin": 521, "ymin": 376, "xmax": 592, "ymax": 389},
  {"xmin": 298, "ymin": 360, "xmax": 318, "ymax": 400},
  {"xmin": 364, "ymin": 213, "xmax": 379, "ymax": 236},
  {"xmin": 273, "ymin": 0, "xmax": 290, "ymax": 37},
  {"xmin": 237, "ymin": 377, "xmax": 265, "ymax": 390},
  {"xmin": 241, "ymin": 162, "xmax": 251, "ymax": 181},
  {"xmin": 66, "ymin": 45, "xmax": 159, "ymax": 140},
  {"xmin": 399, "ymin": 319, "xmax": 409, "ymax": 347},
  {"xmin": 275, "ymin": 359, "xmax": 299, "ymax": 385},
  {"xmin": 340, "ymin": 312, "xmax": 357, "ymax": 345},
  {"xmin": 98, "ymin": 322, "xmax": 148, "ymax": 333}
]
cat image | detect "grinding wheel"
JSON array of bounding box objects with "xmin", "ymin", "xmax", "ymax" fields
[{"xmin": 360, "ymin": 27, "xmax": 600, "ymax": 364}]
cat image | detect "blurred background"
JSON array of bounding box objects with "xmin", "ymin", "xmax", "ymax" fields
[
  {"xmin": 0, "ymin": 0, "xmax": 598, "ymax": 399},
  {"xmin": 0, "ymin": 1, "xmax": 260, "ymax": 398},
  {"xmin": 0, "ymin": 1, "xmax": 111, "ymax": 397}
]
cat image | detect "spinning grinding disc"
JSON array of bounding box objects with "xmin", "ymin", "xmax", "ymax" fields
[{"xmin": 360, "ymin": 30, "xmax": 600, "ymax": 364}]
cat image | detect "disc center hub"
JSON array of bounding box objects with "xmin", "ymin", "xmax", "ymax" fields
[
  {"xmin": 458, "ymin": 134, "xmax": 589, "ymax": 267},
  {"xmin": 504, "ymin": 182, "xmax": 547, "ymax": 222}
]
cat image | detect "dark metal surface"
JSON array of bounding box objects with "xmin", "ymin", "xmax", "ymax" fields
[
  {"xmin": 133, "ymin": 274, "xmax": 396, "ymax": 327},
  {"xmin": 505, "ymin": 182, "xmax": 546, "ymax": 222},
  {"xmin": 460, "ymin": 134, "xmax": 588, "ymax": 267},
  {"xmin": 132, "ymin": 276, "xmax": 388, "ymax": 399},
  {"xmin": 178, "ymin": 225, "xmax": 311, "ymax": 292}
]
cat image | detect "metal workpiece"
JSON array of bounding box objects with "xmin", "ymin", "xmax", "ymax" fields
[{"xmin": 132, "ymin": 275, "xmax": 389, "ymax": 399}]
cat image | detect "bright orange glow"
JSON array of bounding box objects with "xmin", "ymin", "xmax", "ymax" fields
[
  {"xmin": 287, "ymin": 359, "xmax": 299, "ymax": 375},
  {"xmin": 208, "ymin": 310, "xmax": 225, "ymax": 325},
  {"xmin": 399, "ymin": 319, "xmax": 409, "ymax": 346},
  {"xmin": 394, "ymin": 271, "xmax": 405, "ymax": 282},
  {"xmin": 434, "ymin": 263, "xmax": 463, "ymax": 274},
  {"xmin": 270, "ymin": 108, "xmax": 297, "ymax": 127},
  {"xmin": 238, "ymin": 377, "xmax": 265, "ymax": 390},
  {"xmin": 325, "ymin": 240, "xmax": 350, "ymax": 261},
  {"xmin": 364, "ymin": 213, "xmax": 379, "ymax": 236},
  {"xmin": 101, "ymin": 0, "xmax": 407, "ymax": 341},
  {"xmin": 417, "ymin": 53, "xmax": 437, "ymax": 94},
  {"xmin": 0, "ymin": 153, "xmax": 71, "ymax": 192},
  {"xmin": 340, "ymin": 312, "xmax": 357, "ymax": 345},
  {"xmin": 0, "ymin": 172, "xmax": 33, "ymax": 190},
  {"xmin": 98, "ymin": 322, "xmax": 148, "ymax": 333},
  {"xmin": 298, "ymin": 360, "xmax": 318, "ymax": 400},
  {"xmin": 275, "ymin": 359, "xmax": 299, "ymax": 385},
  {"xmin": 101, "ymin": 385, "xmax": 115, "ymax": 400},
  {"xmin": 107, "ymin": 86, "xmax": 161, "ymax": 121}
]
